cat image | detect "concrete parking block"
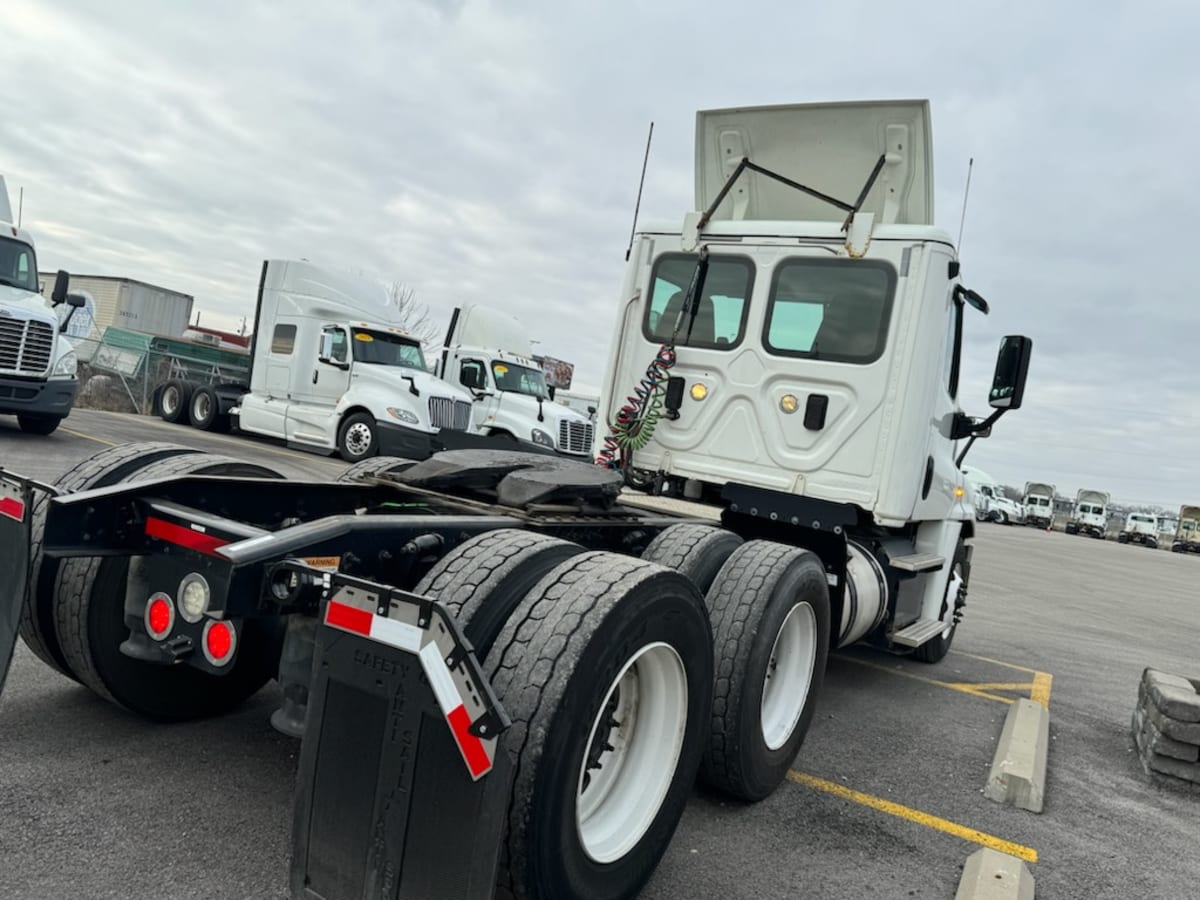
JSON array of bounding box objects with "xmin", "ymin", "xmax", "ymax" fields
[
  {"xmin": 1143, "ymin": 671, "xmax": 1200, "ymax": 724},
  {"xmin": 955, "ymin": 848, "xmax": 1035, "ymax": 900},
  {"xmin": 983, "ymin": 698, "xmax": 1049, "ymax": 813},
  {"xmin": 1140, "ymin": 685, "xmax": 1200, "ymax": 743},
  {"xmin": 1132, "ymin": 706, "xmax": 1200, "ymax": 763},
  {"xmin": 1133, "ymin": 722, "xmax": 1200, "ymax": 785}
]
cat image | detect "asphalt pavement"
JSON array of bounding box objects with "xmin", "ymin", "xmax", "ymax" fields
[{"xmin": 2, "ymin": 409, "xmax": 1198, "ymax": 899}]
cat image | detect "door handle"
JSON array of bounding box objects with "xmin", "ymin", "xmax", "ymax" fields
[{"xmin": 313, "ymin": 370, "xmax": 319, "ymax": 384}]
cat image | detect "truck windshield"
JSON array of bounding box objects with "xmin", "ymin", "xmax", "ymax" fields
[
  {"xmin": 0, "ymin": 237, "xmax": 38, "ymax": 292},
  {"xmin": 351, "ymin": 329, "xmax": 426, "ymax": 369},
  {"xmin": 491, "ymin": 361, "xmax": 549, "ymax": 398}
]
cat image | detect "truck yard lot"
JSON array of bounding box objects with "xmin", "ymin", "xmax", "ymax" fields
[{"xmin": 2, "ymin": 410, "xmax": 1198, "ymax": 899}]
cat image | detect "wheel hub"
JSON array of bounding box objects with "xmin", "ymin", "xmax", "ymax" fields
[
  {"xmin": 345, "ymin": 422, "xmax": 372, "ymax": 456},
  {"xmin": 759, "ymin": 602, "xmax": 818, "ymax": 751}
]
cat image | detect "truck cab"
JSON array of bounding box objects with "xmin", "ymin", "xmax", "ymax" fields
[
  {"xmin": 600, "ymin": 100, "xmax": 1033, "ymax": 660},
  {"xmin": 1119, "ymin": 513, "xmax": 1160, "ymax": 548},
  {"xmin": 1172, "ymin": 505, "xmax": 1200, "ymax": 554},
  {"xmin": 0, "ymin": 177, "xmax": 83, "ymax": 434},
  {"xmin": 1022, "ymin": 482, "xmax": 1056, "ymax": 529},
  {"xmin": 437, "ymin": 304, "xmax": 595, "ymax": 457},
  {"xmin": 235, "ymin": 261, "xmax": 476, "ymax": 460},
  {"xmin": 1066, "ymin": 489, "xmax": 1110, "ymax": 538}
]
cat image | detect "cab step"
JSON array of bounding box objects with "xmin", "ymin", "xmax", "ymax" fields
[
  {"xmin": 891, "ymin": 618, "xmax": 947, "ymax": 647},
  {"xmin": 888, "ymin": 552, "xmax": 945, "ymax": 573}
]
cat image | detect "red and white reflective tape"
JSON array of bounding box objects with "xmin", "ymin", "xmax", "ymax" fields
[
  {"xmin": 144, "ymin": 516, "xmax": 229, "ymax": 557},
  {"xmin": 0, "ymin": 496, "xmax": 25, "ymax": 522},
  {"xmin": 323, "ymin": 599, "xmax": 493, "ymax": 779}
]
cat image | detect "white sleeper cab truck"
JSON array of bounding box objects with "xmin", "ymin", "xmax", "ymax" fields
[
  {"xmin": 1065, "ymin": 489, "xmax": 1110, "ymax": 538},
  {"xmin": 1022, "ymin": 481, "xmax": 1056, "ymax": 529},
  {"xmin": 155, "ymin": 260, "xmax": 476, "ymax": 460},
  {"xmin": 436, "ymin": 303, "xmax": 595, "ymax": 457},
  {"xmin": 0, "ymin": 177, "xmax": 84, "ymax": 434},
  {"xmin": 1171, "ymin": 505, "xmax": 1200, "ymax": 554},
  {"xmin": 1119, "ymin": 513, "xmax": 1160, "ymax": 548},
  {"xmin": 961, "ymin": 467, "xmax": 1025, "ymax": 525},
  {"xmin": 600, "ymin": 99, "xmax": 1032, "ymax": 772}
]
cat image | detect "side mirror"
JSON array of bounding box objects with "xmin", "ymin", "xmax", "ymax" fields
[
  {"xmin": 460, "ymin": 366, "xmax": 483, "ymax": 391},
  {"xmin": 66, "ymin": 293, "xmax": 87, "ymax": 308},
  {"xmin": 547, "ymin": 385, "xmax": 556, "ymax": 401},
  {"xmin": 988, "ymin": 335, "xmax": 1032, "ymax": 410},
  {"xmin": 51, "ymin": 270, "xmax": 70, "ymax": 305},
  {"xmin": 319, "ymin": 332, "xmax": 334, "ymax": 360}
]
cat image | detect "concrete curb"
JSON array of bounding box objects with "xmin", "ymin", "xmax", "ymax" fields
[
  {"xmin": 955, "ymin": 848, "xmax": 1035, "ymax": 899},
  {"xmin": 983, "ymin": 698, "xmax": 1049, "ymax": 812}
]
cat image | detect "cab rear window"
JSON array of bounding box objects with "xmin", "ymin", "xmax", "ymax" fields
[{"xmin": 644, "ymin": 253, "xmax": 754, "ymax": 350}]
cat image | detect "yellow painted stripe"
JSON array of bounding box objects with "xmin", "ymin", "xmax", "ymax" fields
[
  {"xmin": 59, "ymin": 426, "xmax": 117, "ymax": 446},
  {"xmin": 837, "ymin": 656, "xmax": 1013, "ymax": 705},
  {"xmin": 1030, "ymin": 671, "xmax": 1053, "ymax": 710},
  {"xmin": 788, "ymin": 771, "xmax": 1039, "ymax": 864}
]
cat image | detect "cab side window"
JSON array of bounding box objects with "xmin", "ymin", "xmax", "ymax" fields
[
  {"xmin": 322, "ymin": 326, "xmax": 348, "ymax": 363},
  {"xmin": 271, "ymin": 324, "xmax": 297, "ymax": 354},
  {"xmin": 460, "ymin": 359, "xmax": 487, "ymax": 390}
]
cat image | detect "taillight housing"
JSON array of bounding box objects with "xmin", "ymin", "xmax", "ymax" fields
[
  {"xmin": 202, "ymin": 620, "xmax": 238, "ymax": 667},
  {"xmin": 144, "ymin": 593, "xmax": 175, "ymax": 641}
]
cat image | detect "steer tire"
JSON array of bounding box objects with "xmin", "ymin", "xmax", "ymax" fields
[
  {"xmin": 641, "ymin": 523, "xmax": 743, "ymax": 596},
  {"xmin": 700, "ymin": 540, "xmax": 831, "ymax": 802},
  {"xmin": 415, "ymin": 530, "xmax": 584, "ymax": 660},
  {"xmin": 487, "ymin": 552, "xmax": 713, "ymax": 900},
  {"xmin": 53, "ymin": 453, "xmax": 285, "ymax": 720},
  {"xmin": 335, "ymin": 455, "xmax": 418, "ymax": 482},
  {"xmin": 18, "ymin": 442, "xmax": 193, "ymax": 678}
]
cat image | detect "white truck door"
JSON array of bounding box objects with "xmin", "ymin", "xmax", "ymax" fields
[
  {"xmin": 285, "ymin": 324, "xmax": 351, "ymax": 446},
  {"xmin": 240, "ymin": 318, "xmax": 300, "ymax": 439},
  {"xmin": 455, "ymin": 355, "xmax": 501, "ymax": 432}
]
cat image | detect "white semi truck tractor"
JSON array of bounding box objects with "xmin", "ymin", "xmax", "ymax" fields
[
  {"xmin": 1171, "ymin": 505, "xmax": 1200, "ymax": 554},
  {"xmin": 0, "ymin": 176, "xmax": 86, "ymax": 434},
  {"xmin": 1065, "ymin": 489, "xmax": 1110, "ymax": 538},
  {"xmin": 1022, "ymin": 482, "xmax": 1056, "ymax": 529}
]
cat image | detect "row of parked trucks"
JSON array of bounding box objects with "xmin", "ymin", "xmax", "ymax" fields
[{"xmin": 0, "ymin": 98, "xmax": 1048, "ymax": 899}]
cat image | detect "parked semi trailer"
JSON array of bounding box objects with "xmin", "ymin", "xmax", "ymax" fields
[
  {"xmin": 1022, "ymin": 481, "xmax": 1056, "ymax": 529},
  {"xmin": 1171, "ymin": 505, "xmax": 1200, "ymax": 553},
  {"xmin": 0, "ymin": 100, "xmax": 1032, "ymax": 899},
  {"xmin": 151, "ymin": 260, "xmax": 477, "ymax": 461},
  {"xmin": 1065, "ymin": 489, "xmax": 1110, "ymax": 538},
  {"xmin": 0, "ymin": 176, "xmax": 86, "ymax": 434}
]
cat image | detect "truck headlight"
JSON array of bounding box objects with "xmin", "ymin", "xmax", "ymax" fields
[
  {"xmin": 386, "ymin": 407, "xmax": 419, "ymax": 425},
  {"xmin": 51, "ymin": 351, "xmax": 77, "ymax": 378},
  {"xmin": 531, "ymin": 428, "xmax": 555, "ymax": 448}
]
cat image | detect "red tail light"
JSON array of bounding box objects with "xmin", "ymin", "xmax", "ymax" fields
[
  {"xmin": 144, "ymin": 593, "xmax": 175, "ymax": 641},
  {"xmin": 202, "ymin": 620, "xmax": 237, "ymax": 666}
]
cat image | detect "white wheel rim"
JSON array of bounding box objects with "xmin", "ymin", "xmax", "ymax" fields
[
  {"xmin": 345, "ymin": 422, "xmax": 373, "ymax": 456},
  {"xmin": 941, "ymin": 565, "xmax": 964, "ymax": 638},
  {"xmin": 760, "ymin": 602, "xmax": 818, "ymax": 751},
  {"xmin": 194, "ymin": 393, "xmax": 210, "ymax": 420},
  {"xmin": 162, "ymin": 387, "xmax": 179, "ymax": 415},
  {"xmin": 575, "ymin": 641, "xmax": 687, "ymax": 864}
]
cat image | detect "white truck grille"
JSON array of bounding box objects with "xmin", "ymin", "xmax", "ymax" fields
[
  {"xmin": 558, "ymin": 419, "xmax": 594, "ymax": 455},
  {"xmin": 428, "ymin": 397, "xmax": 472, "ymax": 431},
  {"xmin": 0, "ymin": 318, "xmax": 55, "ymax": 376}
]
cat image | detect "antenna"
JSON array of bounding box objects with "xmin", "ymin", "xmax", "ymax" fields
[
  {"xmin": 17, "ymin": 187, "xmax": 23, "ymax": 228},
  {"xmin": 956, "ymin": 157, "xmax": 974, "ymax": 252},
  {"xmin": 624, "ymin": 121, "xmax": 654, "ymax": 261}
]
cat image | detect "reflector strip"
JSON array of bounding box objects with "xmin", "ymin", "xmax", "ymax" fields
[
  {"xmin": 323, "ymin": 598, "xmax": 493, "ymax": 779},
  {"xmin": 145, "ymin": 517, "xmax": 228, "ymax": 556},
  {"xmin": 0, "ymin": 496, "xmax": 25, "ymax": 522}
]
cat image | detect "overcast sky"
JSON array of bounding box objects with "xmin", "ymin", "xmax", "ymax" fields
[{"xmin": 5, "ymin": 1, "xmax": 1198, "ymax": 508}]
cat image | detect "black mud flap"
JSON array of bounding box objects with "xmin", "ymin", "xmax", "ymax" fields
[
  {"xmin": 290, "ymin": 568, "xmax": 514, "ymax": 900},
  {"xmin": 0, "ymin": 470, "xmax": 56, "ymax": 693}
]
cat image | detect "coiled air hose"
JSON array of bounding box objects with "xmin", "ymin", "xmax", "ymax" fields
[{"xmin": 595, "ymin": 342, "xmax": 676, "ymax": 469}]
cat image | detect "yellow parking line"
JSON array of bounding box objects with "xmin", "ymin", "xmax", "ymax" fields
[
  {"xmin": 837, "ymin": 656, "xmax": 1014, "ymax": 705},
  {"xmin": 788, "ymin": 771, "xmax": 1039, "ymax": 864},
  {"xmin": 59, "ymin": 426, "xmax": 116, "ymax": 446},
  {"xmin": 1030, "ymin": 672, "xmax": 1053, "ymax": 710},
  {"xmin": 945, "ymin": 682, "xmax": 1033, "ymax": 691}
]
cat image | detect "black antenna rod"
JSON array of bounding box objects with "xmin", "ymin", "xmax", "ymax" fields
[
  {"xmin": 624, "ymin": 121, "xmax": 654, "ymax": 261},
  {"xmin": 957, "ymin": 157, "xmax": 974, "ymax": 253}
]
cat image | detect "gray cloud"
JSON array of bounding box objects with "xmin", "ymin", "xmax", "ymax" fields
[{"xmin": 4, "ymin": 0, "xmax": 1197, "ymax": 507}]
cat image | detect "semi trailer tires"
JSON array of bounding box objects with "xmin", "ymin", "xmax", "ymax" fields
[
  {"xmin": 337, "ymin": 412, "xmax": 378, "ymax": 462},
  {"xmin": 17, "ymin": 415, "xmax": 62, "ymax": 435},
  {"xmin": 335, "ymin": 455, "xmax": 418, "ymax": 482},
  {"xmin": 700, "ymin": 541, "xmax": 831, "ymax": 802},
  {"xmin": 18, "ymin": 442, "xmax": 194, "ymax": 679},
  {"xmin": 486, "ymin": 552, "xmax": 713, "ymax": 900},
  {"xmin": 155, "ymin": 379, "xmax": 192, "ymax": 423},
  {"xmin": 913, "ymin": 542, "xmax": 967, "ymax": 664},
  {"xmin": 52, "ymin": 452, "xmax": 285, "ymax": 720},
  {"xmin": 415, "ymin": 529, "xmax": 585, "ymax": 660},
  {"xmin": 640, "ymin": 523, "xmax": 744, "ymax": 596},
  {"xmin": 187, "ymin": 385, "xmax": 228, "ymax": 432}
]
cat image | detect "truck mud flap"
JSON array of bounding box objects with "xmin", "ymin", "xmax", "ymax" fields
[
  {"xmin": 290, "ymin": 568, "xmax": 513, "ymax": 900},
  {"xmin": 0, "ymin": 470, "xmax": 56, "ymax": 693}
]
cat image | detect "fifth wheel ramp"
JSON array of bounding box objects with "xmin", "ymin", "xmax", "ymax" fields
[{"xmin": 290, "ymin": 567, "xmax": 514, "ymax": 900}]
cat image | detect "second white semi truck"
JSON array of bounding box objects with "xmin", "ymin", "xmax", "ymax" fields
[
  {"xmin": 1065, "ymin": 489, "xmax": 1110, "ymax": 538},
  {"xmin": 1118, "ymin": 513, "xmax": 1161, "ymax": 548},
  {"xmin": 1022, "ymin": 481, "xmax": 1056, "ymax": 529}
]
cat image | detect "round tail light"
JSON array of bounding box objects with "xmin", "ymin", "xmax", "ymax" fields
[
  {"xmin": 202, "ymin": 620, "xmax": 238, "ymax": 667},
  {"xmin": 144, "ymin": 593, "xmax": 175, "ymax": 641}
]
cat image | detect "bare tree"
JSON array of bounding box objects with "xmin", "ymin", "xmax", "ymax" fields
[{"xmin": 386, "ymin": 281, "xmax": 438, "ymax": 343}]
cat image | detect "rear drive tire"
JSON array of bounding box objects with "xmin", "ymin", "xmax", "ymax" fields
[
  {"xmin": 335, "ymin": 455, "xmax": 417, "ymax": 482},
  {"xmin": 18, "ymin": 442, "xmax": 193, "ymax": 678},
  {"xmin": 338, "ymin": 412, "xmax": 378, "ymax": 461},
  {"xmin": 188, "ymin": 385, "xmax": 224, "ymax": 431},
  {"xmin": 157, "ymin": 379, "xmax": 192, "ymax": 423},
  {"xmin": 913, "ymin": 541, "xmax": 967, "ymax": 664},
  {"xmin": 701, "ymin": 540, "xmax": 831, "ymax": 801},
  {"xmin": 487, "ymin": 552, "xmax": 713, "ymax": 900},
  {"xmin": 52, "ymin": 453, "xmax": 285, "ymax": 720},
  {"xmin": 415, "ymin": 529, "xmax": 584, "ymax": 659},
  {"xmin": 17, "ymin": 415, "xmax": 62, "ymax": 435},
  {"xmin": 640, "ymin": 523, "xmax": 743, "ymax": 596}
]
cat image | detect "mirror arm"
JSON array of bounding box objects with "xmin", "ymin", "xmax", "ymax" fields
[{"xmin": 955, "ymin": 408, "xmax": 1008, "ymax": 468}]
